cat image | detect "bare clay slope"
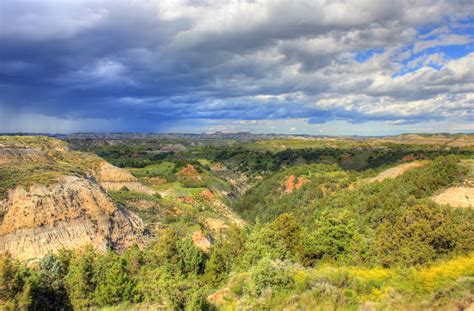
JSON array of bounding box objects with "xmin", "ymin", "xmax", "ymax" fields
[
  {"xmin": 0, "ymin": 136, "xmax": 152, "ymax": 261},
  {"xmin": 368, "ymin": 161, "xmax": 425, "ymax": 183},
  {"xmin": 431, "ymin": 159, "xmax": 474, "ymax": 208}
]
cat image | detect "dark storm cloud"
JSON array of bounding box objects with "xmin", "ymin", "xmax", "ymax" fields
[{"xmin": 0, "ymin": 0, "xmax": 473, "ymax": 132}]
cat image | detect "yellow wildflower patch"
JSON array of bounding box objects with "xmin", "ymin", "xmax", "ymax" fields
[{"xmin": 412, "ymin": 252, "xmax": 474, "ymax": 291}]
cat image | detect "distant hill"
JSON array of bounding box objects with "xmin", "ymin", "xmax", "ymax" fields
[{"xmin": 2, "ymin": 132, "xmax": 472, "ymax": 147}]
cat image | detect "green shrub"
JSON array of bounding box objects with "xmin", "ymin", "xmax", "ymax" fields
[
  {"xmin": 0, "ymin": 255, "xmax": 31, "ymax": 310},
  {"xmin": 65, "ymin": 248, "xmax": 96, "ymax": 309},
  {"xmin": 93, "ymin": 251, "xmax": 136, "ymax": 306},
  {"xmin": 247, "ymin": 258, "xmax": 295, "ymax": 297}
]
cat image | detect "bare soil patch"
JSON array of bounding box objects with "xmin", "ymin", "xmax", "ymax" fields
[
  {"xmin": 369, "ymin": 161, "xmax": 425, "ymax": 183},
  {"xmin": 431, "ymin": 187, "xmax": 474, "ymax": 208}
]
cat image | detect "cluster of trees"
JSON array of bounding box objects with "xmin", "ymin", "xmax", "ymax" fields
[
  {"xmin": 233, "ymin": 163, "xmax": 360, "ymax": 222},
  {"xmin": 236, "ymin": 156, "xmax": 468, "ymax": 223},
  {"xmin": 210, "ymin": 144, "xmax": 470, "ymax": 173},
  {"xmin": 2, "ymin": 203, "xmax": 472, "ymax": 309},
  {"xmin": 233, "ymin": 156, "xmax": 474, "ymax": 268},
  {"xmin": 78, "ymin": 137, "xmax": 472, "ymax": 173},
  {"xmin": 97, "ymin": 147, "xmax": 171, "ymax": 168},
  {"xmin": 1, "ymin": 233, "xmax": 211, "ymax": 310}
]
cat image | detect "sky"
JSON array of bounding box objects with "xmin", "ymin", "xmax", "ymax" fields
[{"xmin": 0, "ymin": 0, "xmax": 473, "ymax": 135}]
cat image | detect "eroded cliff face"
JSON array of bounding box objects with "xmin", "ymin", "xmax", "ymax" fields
[
  {"xmin": 0, "ymin": 175, "xmax": 145, "ymax": 261},
  {"xmin": 0, "ymin": 136, "xmax": 152, "ymax": 261}
]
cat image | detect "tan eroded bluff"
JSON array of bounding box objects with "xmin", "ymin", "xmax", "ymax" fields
[{"xmin": 0, "ymin": 136, "xmax": 153, "ymax": 261}]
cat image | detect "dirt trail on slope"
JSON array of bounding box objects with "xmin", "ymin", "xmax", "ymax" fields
[{"xmin": 369, "ymin": 161, "xmax": 425, "ymax": 183}]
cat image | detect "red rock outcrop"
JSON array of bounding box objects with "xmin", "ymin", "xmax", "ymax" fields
[
  {"xmin": 284, "ymin": 175, "xmax": 309, "ymax": 193},
  {"xmin": 176, "ymin": 164, "xmax": 202, "ymax": 181}
]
